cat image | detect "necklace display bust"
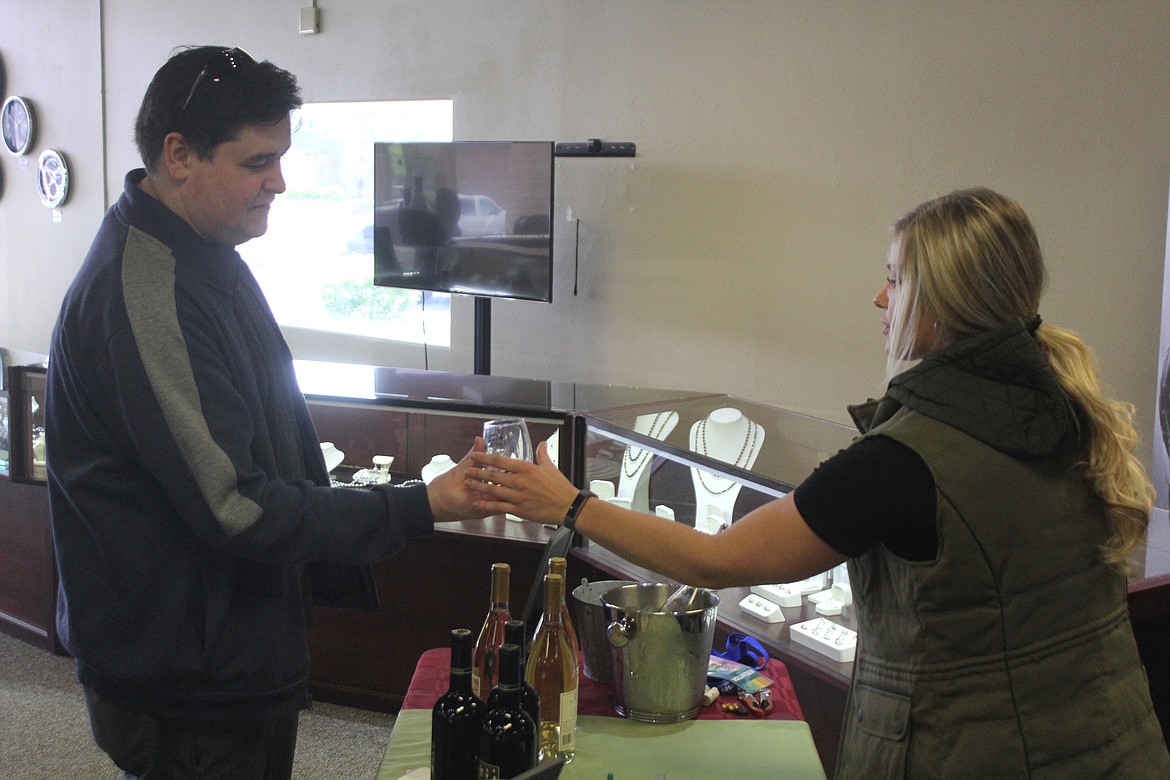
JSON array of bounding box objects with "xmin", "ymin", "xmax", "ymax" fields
[
  {"xmin": 688, "ymin": 407, "xmax": 765, "ymax": 531},
  {"xmin": 618, "ymin": 410, "xmax": 679, "ymax": 513}
]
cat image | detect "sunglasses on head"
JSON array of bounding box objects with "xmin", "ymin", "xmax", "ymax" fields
[{"xmin": 180, "ymin": 47, "xmax": 257, "ymax": 113}]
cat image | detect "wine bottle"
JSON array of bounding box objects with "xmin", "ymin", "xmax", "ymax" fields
[
  {"xmin": 525, "ymin": 573, "xmax": 579, "ymax": 763},
  {"xmin": 472, "ymin": 562, "xmax": 511, "ymax": 700},
  {"xmin": 545, "ymin": 557, "xmax": 580, "ymax": 652},
  {"xmin": 488, "ymin": 620, "xmax": 540, "ymax": 730},
  {"xmin": 478, "ymin": 643, "xmax": 537, "ymax": 778},
  {"xmin": 431, "ymin": 628, "xmax": 485, "ymax": 780}
]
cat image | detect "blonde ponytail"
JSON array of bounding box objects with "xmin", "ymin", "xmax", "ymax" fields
[{"xmin": 1035, "ymin": 323, "xmax": 1153, "ymax": 572}]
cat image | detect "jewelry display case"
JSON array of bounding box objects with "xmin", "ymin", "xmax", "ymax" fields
[
  {"xmin": 0, "ymin": 358, "xmax": 57, "ymax": 652},
  {"xmin": 295, "ymin": 360, "xmax": 717, "ymax": 483},
  {"xmin": 6, "ymin": 364, "xmax": 46, "ymax": 484},
  {"xmin": 574, "ymin": 397, "xmax": 855, "ymax": 529}
]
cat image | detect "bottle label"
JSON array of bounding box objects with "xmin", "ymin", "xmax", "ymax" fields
[
  {"xmin": 477, "ymin": 759, "xmax": 500, "ymax": 779},
  {"xmin": 558, "ymin": 687, "xmax": 579, "ymax": 752}
]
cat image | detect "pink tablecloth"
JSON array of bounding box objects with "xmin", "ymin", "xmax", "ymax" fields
[{"xmin": 402, "ymin": 647, "xmax": 805, "ymax": 721}]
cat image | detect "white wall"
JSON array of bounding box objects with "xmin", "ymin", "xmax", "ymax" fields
[{"xmin": 2, "ymin": 1, "xmax": 1169, "ymax": 469}]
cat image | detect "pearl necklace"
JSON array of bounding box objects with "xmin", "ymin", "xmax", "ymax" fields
[
  {"xmin": 622, "ymin": 412, "xmax": 672, "ymax": 478},
  {"xmin": 692, "ymin": 416, "xmax": 758, "ymax": 495}
]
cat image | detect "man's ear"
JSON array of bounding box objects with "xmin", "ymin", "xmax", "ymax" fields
[{"xmin": 160, "ymin": 132, "xmax": 195, "ymax": 182}]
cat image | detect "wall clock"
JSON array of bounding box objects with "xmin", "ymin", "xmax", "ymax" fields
[
  {"xmin": 37, "ymin": 149, "xmax": 69, "ymax": 208},
  {"xmin": 2, "ymin": 96, "xmax": 35, "ymax": 156}
]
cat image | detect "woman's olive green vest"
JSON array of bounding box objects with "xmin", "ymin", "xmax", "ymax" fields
[{"xmin": 834, "ymin": 323, "xmax": 1168, "ymax": 778}]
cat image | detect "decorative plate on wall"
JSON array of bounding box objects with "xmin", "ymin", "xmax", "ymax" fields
[
  {"xmin": 2, "ymin": 96, "xmax": 35, "ymax": 156},
  {"xmin": 37, "ymin": 149, "xmax": 69, "ymax": 208}
]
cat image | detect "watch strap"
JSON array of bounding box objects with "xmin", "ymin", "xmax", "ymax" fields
[{"xmin": 563, "ymin": 489, "xmax": 596, "ymax": 532}]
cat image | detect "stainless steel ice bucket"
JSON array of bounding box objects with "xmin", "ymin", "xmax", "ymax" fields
[{"xmin": 602, "ymin": 582, "xmax": 720, "ymax": 723}]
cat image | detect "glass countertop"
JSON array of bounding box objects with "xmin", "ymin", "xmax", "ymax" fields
[{"xmin": 294, "ymin": 359, "xmax": 718, "ymax": 419}]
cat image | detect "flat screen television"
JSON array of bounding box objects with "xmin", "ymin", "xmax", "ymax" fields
[{"xmin": 372, "ymin": 141, "xmax": 554, "ymax": 302}]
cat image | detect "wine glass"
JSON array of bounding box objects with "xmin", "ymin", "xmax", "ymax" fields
[
  {"xmin": 483, "ymin": 418, "xmax": 533, "ymax": 522},
  {"xmin": 482, "ymin": 417, "xmax": 534, "ymax": 463}
]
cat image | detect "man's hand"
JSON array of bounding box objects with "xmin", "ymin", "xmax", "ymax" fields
[{"xmin": 426, "ymin": 437, "xmax": 494, "ymax": 523}]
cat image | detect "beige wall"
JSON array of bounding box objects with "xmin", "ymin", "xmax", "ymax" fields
[
  {"xmin": 0, "ymin": 1, "xmax": 104, "ymax": 358},
  {"xmin": 2, "ymin": 1, "xmax": 1169, "ymax": 468}
]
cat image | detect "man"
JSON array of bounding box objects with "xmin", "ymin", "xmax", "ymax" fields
[{"xmin": 45, "ymin": 46, "xmax": 486, "ymax": 778}]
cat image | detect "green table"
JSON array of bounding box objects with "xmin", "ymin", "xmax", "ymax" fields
[{"xmin": 377, "ymin": 710, "xmax": 827, "ymax": 780}]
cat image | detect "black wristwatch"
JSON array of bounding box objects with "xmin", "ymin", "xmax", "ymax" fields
[{"xmin": 563, "ymin": 489, "xmax": 596, "ymax": 532}]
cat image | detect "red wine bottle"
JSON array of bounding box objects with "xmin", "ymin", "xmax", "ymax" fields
[
  {"xmin": 488, "ymin": 620, "xmax": 540, "ymax": 731},
  {"xmin": 431, "ymin": 628, "xmax": 485, "ymax": 780},
  {"xmin": 472, "ymin": 563, "xmax": 511, "ymax": 700},
  {"xmin": 478, "ymin": 643, "xmax": 537, "ymax": 778}
]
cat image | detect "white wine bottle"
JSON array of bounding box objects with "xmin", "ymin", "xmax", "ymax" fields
[
  {"xmin": 525, "ymin": 573, "xmax": 579, "ymax": 763},
  {"xmin": 544, "ymin": 557, "xmax": 579, "ymax": 653},
  {"xmin": 472, "ymin": 563, "xmax": 511, "ymax": 700}
]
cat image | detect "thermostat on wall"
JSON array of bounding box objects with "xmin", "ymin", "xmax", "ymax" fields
[{"xmin": 300, "ymin": 7, "xmax": 320, "ymax": 34}]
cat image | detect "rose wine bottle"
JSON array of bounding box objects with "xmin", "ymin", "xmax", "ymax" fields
[
  {"xmin": 472, "ymin": 562, "xmax": 510, "ymax": 700},
  {"xmin": 525, "ymin": 573, "xmax": 579, "ymax": 763},
  {"xmin": 431, "ymin": 628, "xmax": 485, "ymax": 780},
  {"xmin": 478, "ymin": 643, "xmax": 537, "ymax": 778},
  {"xmin": 488, "ymin": 620, "xmax": 540, "ymax": 731}
]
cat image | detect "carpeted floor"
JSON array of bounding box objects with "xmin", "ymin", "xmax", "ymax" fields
[{"xmin": 0, "ymin": 630, "xmax": 396, "ymax": 778}]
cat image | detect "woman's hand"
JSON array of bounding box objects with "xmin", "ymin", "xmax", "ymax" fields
[{"xmin": 465, "ymin": 441, "xmax": 580, "ymax": 524}]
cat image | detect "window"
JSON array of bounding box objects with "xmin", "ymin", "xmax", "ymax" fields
[{"xmin": 239, "ymin": 100, "xmax": 454, "ymax": 347}]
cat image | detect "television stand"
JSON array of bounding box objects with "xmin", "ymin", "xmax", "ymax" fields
[{"xmin": 474, "ymin": 296, "xmax": 491, "ymax": 375}]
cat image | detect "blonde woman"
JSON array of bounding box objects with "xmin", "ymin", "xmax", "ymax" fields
[{"xmin": 469, "ymin": 188, "xmax": 1169, "ymax": 778}]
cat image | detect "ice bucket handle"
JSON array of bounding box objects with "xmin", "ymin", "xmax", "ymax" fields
[{"xmin": 607, "ymin": 616, "xmax": 636, "ymax": 648}]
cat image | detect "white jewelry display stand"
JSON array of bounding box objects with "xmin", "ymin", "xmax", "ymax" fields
[
  {"xmin": 617, "ymin": 410, "xmax": 679, "ymax": 513},
  {"xmin": 689, "ymin": 407, "xmax": 765, "ymax": 532},
  {"xmin": 545, "ymin": 430, "xmax": 560, "ymax": 468}
]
